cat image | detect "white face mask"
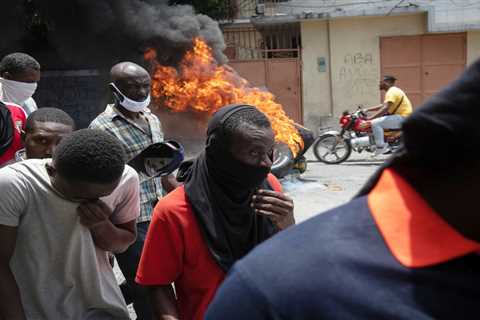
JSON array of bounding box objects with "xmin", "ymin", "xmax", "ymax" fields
[
  {"xmin": 110, "ymin": 83, "xmax": 150, "ymax": 113},
  {"xmin": 0, "ymin": 77, "xmax": 37, "ymax": 105}
]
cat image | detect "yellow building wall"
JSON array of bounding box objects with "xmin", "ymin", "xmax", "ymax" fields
[
  {"xmin": 301, "ymin": 20, "xmax": 331, "ymax": 130},
  {"xmin": 301, "ymin": 13, "xmax": 427, "ymax": 128},
  {"xmin": 329, "ymin": 14, "xmax": 426, "ymax": 116},
  {"xmin": 467, "ymin": 31, "xmax": 480, "ymax": 65}
]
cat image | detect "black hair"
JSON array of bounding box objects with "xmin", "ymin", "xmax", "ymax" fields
[
  {"xmin": 383, "ymin": 75, "xmax": 397, "ymax": 83},
  {"xmin": 53, "ymin": 129, "xmax": 126, "ymax": 184},
  {"xmin": 0, "ymin": 52, "xmax": 41, "ymax": 75},
  {"xmin": 25, "ymin": 108, "xmax": 75, "ymax": 133},
  {"xmin": 222, "ymin": 107, "xmax": 271, "ymax": 143}
]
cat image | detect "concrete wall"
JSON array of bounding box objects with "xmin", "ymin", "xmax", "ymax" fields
[
  {"xmin": 301, "ymin": 20, "xmax": 331, "ymax": 131},
  {"xmin": 330, "ymin": 14, "xmax": 426, "ymax": 115},
  {"xmin": 301, "ymin": 13, "xmax": 427, "ymax": 130},
  {"xmin": 467, "ymin": 31, "xmax": 480, "ymax": 65}
]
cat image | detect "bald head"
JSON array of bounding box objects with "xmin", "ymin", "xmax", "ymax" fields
[
  {"xmin": 111, "ymin": 62, "xmax": 149, "ymax": 82},
  {"xmin": 110, "ymin": 62, "xmax": 151, "ymax": 102}
]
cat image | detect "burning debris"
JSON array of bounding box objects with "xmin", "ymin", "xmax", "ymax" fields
[
  {"xmin": 145, "ymin": 38, "xmax": 304, "ymax": 155},
  {"xmin": 1, "ymin": 0, "xmax": 227, "ymax": 68},
  {"xmin": 1, "ymin": 0, "xmax": 305, "ymax": 159}
]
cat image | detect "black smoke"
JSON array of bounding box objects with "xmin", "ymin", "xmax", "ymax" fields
[{"xmin": 0, "ymin": 0, "xmax": 227, "ymax": 69}]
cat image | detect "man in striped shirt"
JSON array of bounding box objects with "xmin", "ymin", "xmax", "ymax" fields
[{"xmin": 90, "ymin": 61, "xmax": 177, "ymax": 320}]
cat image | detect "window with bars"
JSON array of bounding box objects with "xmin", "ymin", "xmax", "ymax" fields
[{"xmin": 223, "ymin": 23, "xmax": 301, "ymax": 60}]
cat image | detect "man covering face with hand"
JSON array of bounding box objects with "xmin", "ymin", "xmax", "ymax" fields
[{"xmin": 0, "ymin": 129, "xmax": 139, "ymax": 320}]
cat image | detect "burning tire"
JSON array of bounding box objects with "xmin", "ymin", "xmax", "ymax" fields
[
  {"xmin": 271, "ymin": 142, "xmax": 294, "ymax": 179},
  {"xmin": 313, "ymin": 134, "xmax": 351, "ymax": 164}
]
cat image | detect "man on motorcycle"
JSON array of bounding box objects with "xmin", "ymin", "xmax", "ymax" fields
[{"xmin": 364, "ymin": 75, "xmax": 413, "ymax": 155}]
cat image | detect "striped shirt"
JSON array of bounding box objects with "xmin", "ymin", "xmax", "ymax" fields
[{"xmin": 90, "ymin": 104, "xmax": 164, "ymax": 223}]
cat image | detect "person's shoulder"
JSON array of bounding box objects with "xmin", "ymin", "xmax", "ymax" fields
[
  {"xmin": 155, "ymin": 186, "xmax": 190, "ymax": 213},
  {"xmin": 144, "ymin": 108, "xmax": 161, "ymax": 122},
  {"xmin": 1, "ymin": 159, "xmax": 49, "ymax": 185},
  {"xmin": 4, "ymin": 102, "xmax": 27, "ymax": 119},
  {"xmin": 390, "ymin": 86, "xmax": 404, "ymax": 95},
  {"xmin": 227, "ymin": 197, "xmax": 378, "ymax": 313},
  {"xmin": 121, "ymin": 165, "xmax": 140, "ymax": 184},
  {"xmin": 254, "ymin": 196, "xmax": 371, "ymax": 249},
  {"xmin": 4, "ymin": 158, "xmax": 48, "ymax": 172},
  {"xmin": 89, "ymin": 105, "xmax": 116, "ymax": 127},
  {"xmin": 3, "ymin": 102, "xmax": 23, "ymax": 110},
  {"xmin": 108, "ymin": 165, "xmax": 139, "ymax": 199},
  {"xmin": 237, "ymin": 196, "xmax": 375, "ymax": 276},
  {"xmin": 152, "ymin": 186, "xmax": 193, "ymax": 223}
]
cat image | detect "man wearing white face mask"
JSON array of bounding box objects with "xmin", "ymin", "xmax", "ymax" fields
[
  {"xmin": 0, "ymin": 53, "xmax": 40, "ymax": 116},
  {"xmin": 90, "ymin": 61, "xmax": 178, "ymax": 320}
]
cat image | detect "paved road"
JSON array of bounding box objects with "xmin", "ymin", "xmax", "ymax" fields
[{"xmin": 284, "ymin": 150, "xmax": 387, "ymax": 223}]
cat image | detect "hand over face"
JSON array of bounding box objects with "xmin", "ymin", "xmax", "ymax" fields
[
  {"xmin": 77, "ymin": 199, "xmax": 112, "ymax": 229},
  {"xmin": 251, "ymin": 189, "xmax": 295, "ymax": 230}
]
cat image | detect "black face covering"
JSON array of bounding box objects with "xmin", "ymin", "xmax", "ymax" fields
[
  {"xmin": 178, "ymin": 104, "xmax": 277, "ymax": 271},
  {"xmin": 0, "ymin": 101, "xmax": 14, "ymax": 156},
  {"xmin": 205, "ymin": 132, "xmax": 271, "ymax": 195}
]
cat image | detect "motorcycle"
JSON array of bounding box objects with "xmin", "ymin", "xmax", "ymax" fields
[{"xmin": 313, "ymin": 108, "xmax": 402, "ymax": 164}]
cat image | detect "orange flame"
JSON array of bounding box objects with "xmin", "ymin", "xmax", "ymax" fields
[{"xmin": 145, "ymin": 38, "xmax": 304, "ymax": 155}]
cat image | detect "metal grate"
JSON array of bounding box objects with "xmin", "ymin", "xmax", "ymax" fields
[{"xmin": 223, "ymin": 22, "xmax": 301, "ymax": 60}]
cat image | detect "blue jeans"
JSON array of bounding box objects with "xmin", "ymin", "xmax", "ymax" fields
[
  {"xmin": 371, "ymin": 115, "xmax": 404, "ymax": 147},
  {"xmin": 116, "ymin": 221, "xmax": 152, "ymax": 320}
]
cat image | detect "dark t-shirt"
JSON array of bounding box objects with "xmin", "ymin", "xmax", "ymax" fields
[{"xmin": 206, "ymin": 191, "xmax": 480, "ymax": 319}]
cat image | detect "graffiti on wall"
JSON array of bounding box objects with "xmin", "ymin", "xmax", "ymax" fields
[{"xmin": 337, "ymin": 52, "xmax": 377, "ymax": 99}]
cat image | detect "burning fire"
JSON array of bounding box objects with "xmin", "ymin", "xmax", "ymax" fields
[{"xmin": 145, "ymin": 38, "xmax": 304, "ymax": 155}]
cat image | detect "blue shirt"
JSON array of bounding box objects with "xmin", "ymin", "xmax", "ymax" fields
[{"xmin": 206, "ymin": 195, "xmax": 480, "ymax": 319}]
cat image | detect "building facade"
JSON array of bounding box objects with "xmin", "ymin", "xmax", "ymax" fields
[{"xmin": 226, "ymin": 0, "xmax": 480, "ymax": 130}]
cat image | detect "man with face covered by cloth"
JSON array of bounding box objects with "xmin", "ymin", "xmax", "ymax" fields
[
  {"xmin": 0, "ymin": 53, "xmax": 41, "ymax": 115},
  {"xmin": 135, "ymin": 104, "xmax": 295, "ymax": 320},
  {"xmin": 205, "ymin": 61, "xmax": 480, "ymax": 320}
]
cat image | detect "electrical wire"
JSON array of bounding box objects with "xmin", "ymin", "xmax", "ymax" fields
[{"xmin": 386, "ymin": 0, "xmax": 406, "ymax": 15}]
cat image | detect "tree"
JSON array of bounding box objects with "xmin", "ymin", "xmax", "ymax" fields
[{"xmin": 169, "ymin": 0, "xmax": 236, "ymax": 21}]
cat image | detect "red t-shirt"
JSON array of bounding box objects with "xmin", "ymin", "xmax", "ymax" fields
[
  {"xmin": 136, "ymin": 174, "xmax": 282, "ymax": 320},
  {"xmin": 0, "ymin": 103, "xmax": 26, "ymax": 166}
]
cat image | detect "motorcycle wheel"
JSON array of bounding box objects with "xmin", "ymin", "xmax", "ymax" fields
[
  {"xmin": 271, "ymin": 142, "xmax": 294, "ymax": 178},
  {"xmin": 313, "ymin": 134, "xmax": 352, "ymax": 164}
]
